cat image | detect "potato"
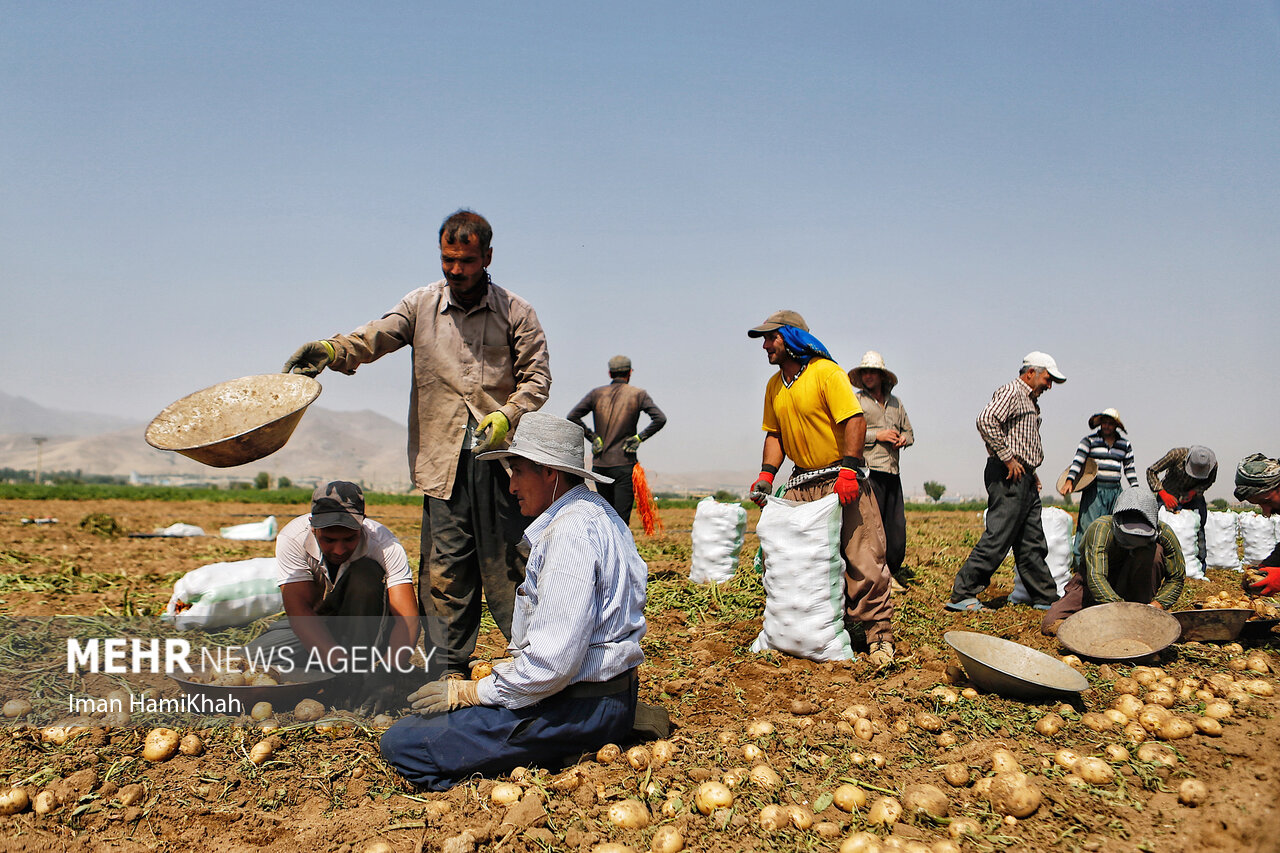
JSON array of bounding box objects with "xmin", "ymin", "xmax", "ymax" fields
[
  {"xmin": 716, "ymin": 729, "xmax": 738, "ymax": 745},
  {"xmin": 117, "ymin": 784, "xmax": 145, "ymax": 807},
  {"xmin": 1034, "ymin": 713, "xmax": 1064, "ymax": 736},
  {"xmin": 1157, "ymin": 717, "xmax": 1195, "ymax": 741},
  {"xmin": 988, "ymin": 772, "xmax": 1042, "ymax": 818},
  {"xmin": 960, "ymin": 687, "xmax": 979, "ymax": 700},
  {"xmin": 1123, "ymin": 722, "xmax": 1147, "ymax": 744},
  {"xmin": 741, "ymin": 743, "xmax": 764, "ymax": 763},
  {"xmin": 625, "ymin": 746, "xmax": 650, "ymax": 770},
  {"xmin": 833, "ymin": 783, "xmax": 868, "ymax": 811},
  {"xmin": 1113, "ymin": 676, "xmax": 1142, "ymax": 695},
  {"xmin": 596, "ymin": 743, "xmax": 622, "ymax": 764},
  {"xmin": 250, "ymin": 702, "xmax": 274, "ymax": 722},
  {"xmin": 3, "ymin": 699, "xmax": 32, "ymax": 718},
  {"xmin": 259, "ymin": 719, "xmax": 280, "ymax": 733},
  {"xmin": 1178, "ymin": 779, "xmax": 1209, "ymax": 806},
  {"xmin": 607, "ymin": 798, "xmax": 650, "ymax": 829},
  {"xmin": 935, "ymin": 731, "xmax": 957, "ymax": 748},
  {"xmin": 293, "ymin": 698, "xmax": 325, "ymax": 721},
  {"xmin": 758, "ymin": 803, "xmax": 788, "ymax": 831},
  {"xmin": 1113, "ymin": 694, "xmax": 1144, "ymax": 718},
  {"xmin": 782, "ymin": 804, "xmax": 812, "ymax": 830},
  {"xmin": 41, "ymin": 724, "xmax": 88, "ymax": 746},
  {"xmin": 650, "ymin": 739, "xmax": 677, "ymax": 767},
  {"xmin": 694, "ymin": 781, "xmax": 732, "ymax": 814},
  {"xmin": 659, "ymin": 797, "xmax": 684, "ymax": 818},
  {"xmin": 902, "ymin": 783, "xmax": 949, "ymax": 818},
  {"xmin": 853, "ymin": 718, "xmax": 874, "ymax": 741},
  {"xmin": 1075, "ymin": 757, "xmax": 1114, "ymax": 785},
  {"xmin": 990, "ymin": 748, "xmax": 1019, "ymax": 774},
  {"xmin": 749, "ymin": 764, "xmax": 781, "ymax": 789},
  {"xmin": 1104, "ymin": 744, "xmax": 1130, "ymax": 763},
  {"xmin": 650, "ymin": 825, "xmax": 684, "ymax": 853},
  {"xmin": 32, "ymin": 790, "xmax": 58, "ymax": 815},
  {"xmin": 371, "ymin": 714, "xmax": 395, "ymax": 728},
  {"xmin": 842, "ymin": 703, "xmax": 872, "ymax": 720},
  {"xmin": 932, "ymin": 842, "xmax": 963, "ymax": 853},
  {"xmin": 1053, "ymin": 749, "xmax": 1079, "ymax": 771},
  {"xmin": 470, "ymin": 660, "xmax": 494, "ymax": 680},
  {"xmin": 746, "ymin": 719, "xmax": 775, "ymax": 737},
  {"xmin": 941, "ymin": 763, "xmax": 970, "ymax": 787},
  {"xmin": 1144, "ymin": 689, "xmax": 1176, "ymax": 709},
  {"xmin": 211, "ymin": 671, "xmax": 246, "ymax": 687},
  {"xmin": 791, "ymin": 699, "xmax": 821, "ymax": 716},
  {"xmin": 931, "ymin": 686, "xmax": 959, "ymax": 704},
  {"xmin": 179, "ymin": 733, "xmax": 205, "ymax": 756},
  {"xmin": 866, "ymin": 796, "xmax": 903, "ymax": 825},
  {"xmin": 245, "ymin": 673, "xmax": 278, "ymax": 687},
  {"xmin": 893, "ymin": 717, "xmax": 912, "ymax": 735},
  {"xmin": 1081, "ymin": 713, "xmax": 1114, "ymax": 733},
  {"xmin": 814, "ymin": 821, "xmax": 842, "ymax": 839},
  {"xmin": 1103, "ymin": 709, "xmax": 1130, "ymax": 727},
  {"xmin": 1136, "ymin": 742, "xmax": 1177, "ymax": 767},
  {"xmin": 1244, "ymin": 679, "xmax": 1275, "ymax": 697},
  {"xmin": 840, "ymin": 832, "xmax": 884, "ymax": 853},
  {"xmin": 1194, "ymin": 717, "xmax": 1223, "ymax": 736},
  {"xmin": 948, "ymin": 816, "xmax": 982, "ymax": 838},
  {"xmin": 142, "ymin": 728, "xmax": 180, "ymax": 762},
  {"xmin": 0, "ymin": 787, "xmax": 30, "ymax": 815},
  {"xmin": 1138, "ymin": 704, "xmax": 1171, "ymax": 733},
  {"xmin": 248, "ymin": 739, "xmax": 274, "ymax": 765}
]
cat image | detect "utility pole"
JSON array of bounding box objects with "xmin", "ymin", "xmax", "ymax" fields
[{"xmin": 32, "ymin": 436, "xmax": 47, "ymax": 485}]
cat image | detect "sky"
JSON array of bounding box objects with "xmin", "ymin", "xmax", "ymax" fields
[{"xmin": 3, "ymin": 2, "xmax": 1278, "ymax": 499}]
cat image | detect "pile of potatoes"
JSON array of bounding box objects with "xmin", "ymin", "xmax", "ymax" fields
[
  {"xmin": 1192, "ymin": 589, "xmax": 1279, "ymax": 620},
  {"xmin": 186, "ymin": 657, "xmax": 294, "ymax": 687}
]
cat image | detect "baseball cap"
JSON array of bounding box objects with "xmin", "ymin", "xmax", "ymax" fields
[
  {"xmin": 608, "ymin": 355, "xmax": 632, "ymax": 372},
  {"xmin": 310, "ymin": 481, "xmax": 365, "ymax": 530},
  {"xmin": 1021, "ymin": 351, "xmax": 1066, "ymax": 382},
  {"xmin": 747, "ymin": 310, "xmax": 809, "ymax": 337}
]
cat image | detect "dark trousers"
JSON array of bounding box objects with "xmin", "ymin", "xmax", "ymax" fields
[
  {"xmin": 868, "ymin": 470, "xmax": 907, "ymax": 575},
  {"xmin": 951, "ymin": 457, "xmax": 1059, "ymax": 606},
  {"xmin": 246, "ymin": 558, "xmax": 390, "ymax": 696},
  {"xmin": 420, "ymin": 449, "xmax": 529, "ymax": 673},
  {"xmin": 594, "ymin": 463, "xmax": 636, "ymax": 525},
  {"xmin": 379, "ymin": 677, "xmax": 637, "ymax": 790},
  {"xmin": 1071, "ymin": 481, "xmax": 1122, "ymax": 569}
]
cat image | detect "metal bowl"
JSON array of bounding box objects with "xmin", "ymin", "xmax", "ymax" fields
[
  {"xmin": 145, "ymin": 374, "xmax": 321, "ymax": 468},
  {"xmin": 1172, "ymin": 609, "xmax": 1254, "ymax": 643},
  {"xmin": 170, "ymin": 666, "xmax": 336, "ymax": 714},
  {"xmin": 1241, "ymin": 617, "xmax": 1280, "ymax": 641},
  {"xmin": 944, "ymin": 631, "xmax": 1089, "ymax": 700},
  {"xmin": 1056, "ymin": 602, "xmax": 1182, "ymax": 662}
]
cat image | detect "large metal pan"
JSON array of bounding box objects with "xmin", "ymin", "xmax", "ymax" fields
[
  {"xmin": 170, "ymin": 666, "xmax": 336, "ymax": 713},
  {"xmin": 944, "ymin": 631, "xmax": 1089, "ymax": 700},
  {"xmin": 1057, "ymin": 601, "xmax": 1181, "ymax": 662},
  {"xmin": 1172, "ymin": 609, "xmax": 1253, "ymax": 643},
  {"xmin": 145, "ymin": 374, "xmax": 321, "ymax": 468}
]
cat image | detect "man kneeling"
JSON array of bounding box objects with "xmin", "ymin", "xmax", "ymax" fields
[
  {"xmin": 1041, "ymin": 486, "xmax": 1184, "ymax": 635},
  {"xmin": 380, "ymin": 413, "xmax": 648, "ymax": 790}
]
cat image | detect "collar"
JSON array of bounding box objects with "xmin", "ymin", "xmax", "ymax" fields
[
  {"xmin": 438, "ymin": 273, "xmax": 496, "ymax": 315},
  {"xmin": 524, "ymin": 484, "xmax": 593, "ymax": 541}
]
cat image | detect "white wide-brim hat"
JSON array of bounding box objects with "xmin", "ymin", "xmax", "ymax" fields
[
  {"xmin": 849, "ymin": 350, "xmax": 898, "ymax": 390},
  {"xmin": 1088, "ymin": 408, "xmax": 1127, "ymax": 433},
  {"xmin": 477, "ymin": 412, "xmax": 613, "ymax": 483}
]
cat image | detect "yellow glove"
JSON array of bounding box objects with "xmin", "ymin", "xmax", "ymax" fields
[
  {"xmin": 473, "ymin": 412, "xmax": 511, "ymax": 452},
  {"xmin": 407, "ymin": 678, "xmax": 481, "ymax": 714}
]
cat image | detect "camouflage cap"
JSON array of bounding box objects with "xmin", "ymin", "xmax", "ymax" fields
[
  {"xmin": 1235, "ymin": 453, "xmax": 1280, "ymax": 501},
  {"xmin": 310, "ymin": 481, "xmax": 365, "ymax": 530}
]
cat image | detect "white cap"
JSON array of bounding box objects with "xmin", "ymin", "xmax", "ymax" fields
[{"xmin": 1022, "ymin": 351, "xmax": 1066, "ymax": 382}]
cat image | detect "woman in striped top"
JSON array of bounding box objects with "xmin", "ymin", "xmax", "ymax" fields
[{"xmin": 1059, "ymin": 408, "xmax": 1139, "ymax": 567}]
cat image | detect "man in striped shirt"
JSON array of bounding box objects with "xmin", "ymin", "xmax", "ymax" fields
[
  {"xmin": 380, "ymin": 413, "xmax": 646, "ymax": 790},
  {"xmin": 947, "ymin": 352, "xmax": 1066, "ymax": 613}
]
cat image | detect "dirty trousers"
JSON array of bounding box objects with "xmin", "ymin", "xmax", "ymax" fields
[
  {"xmin": 420, "ymin": 450, "xmax": 528, "ymax": 673},
  {"xmin": 785, "ymin": 476, "xmax": 894, "ymax": 642}
]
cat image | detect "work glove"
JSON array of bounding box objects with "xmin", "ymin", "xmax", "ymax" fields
[
  {"xmin": 408, "ymin": 677, "xmax": 482, "ymax": 715},
  {"xmin": 622, "ymin": 434, "xmax": 642, "ymax": 454},
  {"xmin": 1158, "ymin": 489, "xmax": 1179, "ymax": 511},
  {"xmin": 282, "ymin": 341, "xmax": 335, "ymax": 377},
  {"xmin": 834, "ymin": 456, "xmax": 863, "ymax": 505},
  {"xmin": 749, "ymin": 470, "xmax": 775, "ymax": 507},
  {"xmin": 1245, "ymin": 565, "xmax": 1280, "ymax": 598},
  {"xmin": 591, "ymin": 436, "xmax": 604, "ymax": 456},
  {"xmin": 472, "ymin": 412, "xmax": 510, "ymax": 452}
]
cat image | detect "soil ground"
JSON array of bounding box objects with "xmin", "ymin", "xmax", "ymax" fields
[{"xmin": 0, "ymin": 498, "xmax": 1277, "ymax": 852}]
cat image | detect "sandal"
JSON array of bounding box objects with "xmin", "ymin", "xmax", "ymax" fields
[{"xmin": 945, "ymin": 598, "xmax": 990, "ymax": 613}]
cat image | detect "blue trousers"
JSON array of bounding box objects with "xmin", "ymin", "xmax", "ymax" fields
[
  {"xmin": 379, "ymin": 679, "xmax": 637, "ymax": 790},
  {"xmin": 1071, "ymin": 481, "xmax": 1121, "ymax": 569}
]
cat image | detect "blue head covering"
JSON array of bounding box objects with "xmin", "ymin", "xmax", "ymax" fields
[{"xmin": 777, "ymin": 325, "xmax": 833, "ymax": 365}]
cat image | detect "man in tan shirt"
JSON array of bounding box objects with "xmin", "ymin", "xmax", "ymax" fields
[{"xmin": 284, "ymin": 210, "xmax": 551, "ymax": 677}]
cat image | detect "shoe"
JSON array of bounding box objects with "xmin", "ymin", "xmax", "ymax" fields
[
  {"xmin": 945, "ymin": 598, "xmax": 991, "ymax": 613},
  {"xmin": 867, "ymin": 641, "xmax": 895, "ymax": 667},
  {"xmin": 889, "ymin": 576, "xmax": 907, "ymax": 594}
]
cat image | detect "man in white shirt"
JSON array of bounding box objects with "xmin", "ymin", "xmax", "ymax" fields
[
  {"xmin": 247, "ymin": 481, "xmax": 420, "ymax": 707},
  {"xmin": 380, "ymin": 413, "xmax": 647, "ymax": 790}
]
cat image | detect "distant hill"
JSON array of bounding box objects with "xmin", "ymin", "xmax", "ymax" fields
[{"xmin": 0, "ymin": 389, "xmax": 134, "ymax": 436}]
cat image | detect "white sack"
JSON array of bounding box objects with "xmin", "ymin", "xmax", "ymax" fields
[
  {"xmin": 162, "ymin": 557, "xmax": 283, "ymax": 631},
  {"xmin": 689, "ymin": 497, "xmax": 747, "ymax": 585},
  {"xmin": 1240, "ymin": 512, "xmax": 1279, "ymax": 565},
  {"xmin": 1204, "ymin": 511, "xmax": 1241, "ymax": 570},
  {"xmin": 158, "ymin": 522, "xmax": 205, "ymax": 537},
  {"xmin": 1158, "ymin": 507, "xmax": 1203, "ymax": 579},
  {"xmin": 750, "ymin": 494, "xmax": 855, "ymax": 662},
  {"xmin": 220, "ymin": 516, "xmax": 278, "ymax": 541},
  {"xmin": 1009, "ymin": 506, "xmax": 1074, "ymax": 604}
]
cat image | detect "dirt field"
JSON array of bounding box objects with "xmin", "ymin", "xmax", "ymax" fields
[{"xmin": 1, "ymin": 498, "xmax": 1278, "ymax": 853}]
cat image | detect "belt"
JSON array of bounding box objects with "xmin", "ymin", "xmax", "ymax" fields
[{"xmin": 562, "ymin": 668, "xmax": 636, "ymax": 699}]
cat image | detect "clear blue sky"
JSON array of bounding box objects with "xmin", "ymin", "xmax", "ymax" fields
[{"xmin": 4, "ymin": 2, "xmax": 1278, "ymax": 497}]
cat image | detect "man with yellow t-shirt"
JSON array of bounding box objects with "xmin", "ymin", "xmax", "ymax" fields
[{"xmin": 747, "ymin": 310, "xmax": 895, "ymax": 666}]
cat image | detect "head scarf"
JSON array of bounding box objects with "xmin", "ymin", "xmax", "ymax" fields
[
  {"xmin": 777, "ymin": 325, "xmax": 833, "ymax": 365},
  {"xmin": 1234, "ymin": 453, "xmax": 1280, "ymax": 501}
]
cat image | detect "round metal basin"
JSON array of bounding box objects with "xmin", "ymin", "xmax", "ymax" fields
[
  {"xmin": 1056, "ymin": 601, "xmax": 1182, "ymax": 662},
  {"xmin": 944, "ymin": 631, "xmax": 1089, "ymax": 700},
  {"xmin": 170, "ymin": 666, "xmax": 337, "ymax": 714},
  {"xmin": 1172, "ymin": 609, "xmax": 1253, "ymax": 643},
  {"xmin": 145, "ymin": 374, "xmax": 321, "ymax": 468}
]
